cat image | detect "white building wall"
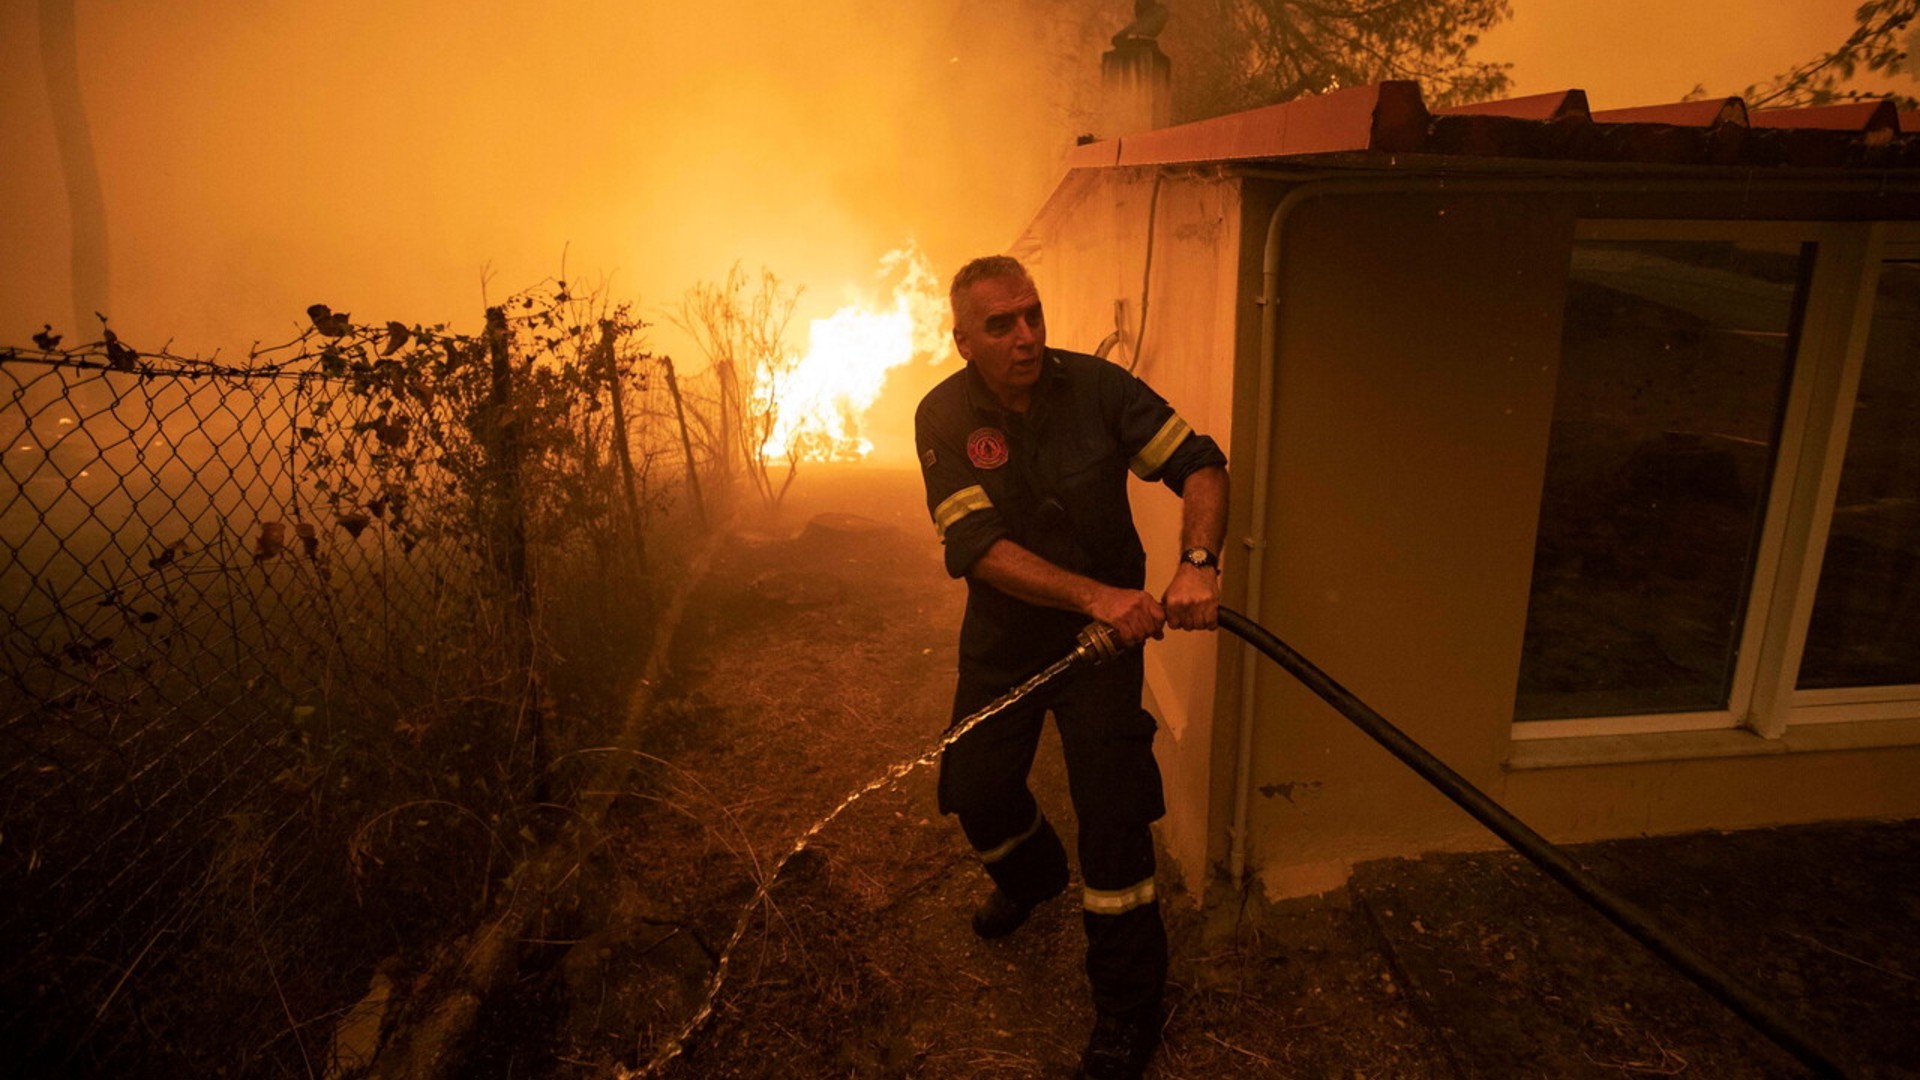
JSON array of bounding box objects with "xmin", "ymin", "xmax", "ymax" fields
[{"xmin": 1016, "ymin": 167, "xmax": 1243, "ymax": 898}]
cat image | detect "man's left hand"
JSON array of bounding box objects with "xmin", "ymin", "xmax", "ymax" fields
[{"xmin": 1162, "ymin": 563, "xmax": 1220, "ymax": 631}]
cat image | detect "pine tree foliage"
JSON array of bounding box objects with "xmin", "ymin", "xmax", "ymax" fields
[
  {"xmin": 1160, "ymin": 0, "xmax": 1513, "ymax": 120},
  {"xmin": 1743, "ymin": 0, "xmax": 1919, "ymax": 110}
]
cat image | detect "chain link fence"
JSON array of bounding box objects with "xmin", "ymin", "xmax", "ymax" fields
[{"xmin": 1, "ymin": 291, "xmax": 722, "ymax": 1076}]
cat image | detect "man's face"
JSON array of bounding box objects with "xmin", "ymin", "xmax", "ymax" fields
[{"xmin": 953, "ymin": 273, "xmax": 1046, "ymax": 406}]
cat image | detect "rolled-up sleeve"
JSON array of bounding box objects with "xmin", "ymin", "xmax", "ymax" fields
[
  {"xmin": 916, "ymin": 403, "xmax": 1008, "ymax": 578},
  {"xmin": 1112, "ymin": 368, "xmax": 1227, "ymax": 496}
]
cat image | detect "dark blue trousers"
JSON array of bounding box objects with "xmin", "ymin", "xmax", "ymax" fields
[{"xmin": 938, "ymin": 651, "xmax": 1167, "ymax": 1018}]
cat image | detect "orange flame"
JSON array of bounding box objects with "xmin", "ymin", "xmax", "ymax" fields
[{"xmin": 756, "ymin": 245, "xmax": 947, "ymax": 461}]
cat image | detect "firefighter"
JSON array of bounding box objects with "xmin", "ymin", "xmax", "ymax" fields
[{"xmin": 915, "ymin": 255, "xmax": 1228, "ymax": 1080}]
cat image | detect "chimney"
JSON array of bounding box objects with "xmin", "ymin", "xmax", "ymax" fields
[{"xmin": 1101, "ymin": 37, "xmax": 1171, "ymax": 137}]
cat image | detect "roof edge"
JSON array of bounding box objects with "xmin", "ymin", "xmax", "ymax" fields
[
  {"xmin": 1751, "ymin": 100, "xmax": 1899, "ymax": 131},
  {"xmin": 1590, "ymin": 97, "xmax": 1751, "ymax": 127},
  {"xmin": 1065, "ymin": 81, "xmax": 1429, "ymax": 170},
  {"xmin": 1046, "ymin": 82, "xmax": 1920, "ymax": 187},
  {"xmin": 1433, "ymin": 89, "xmax": 1590, "ymax": 123}
]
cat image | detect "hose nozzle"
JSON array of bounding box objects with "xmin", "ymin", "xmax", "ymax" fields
[{"xmin": 1072, "ymin": 623, "xmax": 1124, "ymax": 665}]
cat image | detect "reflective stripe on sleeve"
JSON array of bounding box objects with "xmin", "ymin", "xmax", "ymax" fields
[
  {"xmin": 977, "ymin": 807, "xmax": 1045, "ymax": 865},
  {"xmin": 933, "ymin": 484, "xmax": 994, "ymax": 540},
  {"xmin": 1082, "ymin": 877, "xmax": 1157, "ymax": 915},
  {"xmin": 1128, "ymin": 415, "xmax": 1193, "ymax": 479}
]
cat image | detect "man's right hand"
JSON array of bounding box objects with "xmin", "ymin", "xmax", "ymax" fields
[
  {"xmin": 968, "ymin": 540, "xmax": 1166, "ymax": 647},
  {"xmin": 1087, "ymin": 586, "xmax": 1167, "ymax": 647}
]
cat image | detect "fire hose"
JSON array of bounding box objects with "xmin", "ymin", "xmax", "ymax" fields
[
  {"xmin": 630, "ymin": 612, "xmax": 1855, "ymax": 1079},
  {"xmin": 1214, "ymin": 606, "xmax": 1854, "ymax": 1080}
]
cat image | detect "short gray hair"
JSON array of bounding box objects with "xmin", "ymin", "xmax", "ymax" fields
[{"xmin": 949, "ymin": 255, "xmax": 1031, "ymax": 321}]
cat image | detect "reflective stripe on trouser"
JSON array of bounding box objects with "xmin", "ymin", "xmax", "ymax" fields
[
  {"xmin": 1080, "ymin": 815, "xmax": 1166, "ymax": 1018},
  {"xmin": 1083, "ymin": 877, "xmax": 1155, "ymax": 915},
  {"xmin": 960, "ymin": 803, "xmax": 1068, "ymax": 908}
]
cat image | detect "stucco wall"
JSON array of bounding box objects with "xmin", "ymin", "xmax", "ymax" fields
[
  {"xmin": 1239, "ymin": 188, "xmax": 1577, "ymax": 895},
  {"xmin": 1017, "ymin": 167, "xmax": 1242, "ymax": 897},
  {"xmin": 1502, "ymin": 746, "xmax": 1920, "ymax": 842}
]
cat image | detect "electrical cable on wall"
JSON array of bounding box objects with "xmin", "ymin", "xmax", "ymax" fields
[
  {"xmin": 1094, "ymin": 170, "xmax": 1164, "ymax": 372},
  {"xmin": 1128, "ymin": 170, "xmax": 1163, "ymax": 372}
]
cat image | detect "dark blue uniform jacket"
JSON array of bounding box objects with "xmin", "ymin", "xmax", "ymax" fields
[{"xmin": 914, "ymin": 348, "xmax": 1227, "ymax": 680}]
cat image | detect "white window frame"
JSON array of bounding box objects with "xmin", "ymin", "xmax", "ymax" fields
[
  {"xmin": 1766, "ymin": 224, "xmax": 1920, "ymax": 731},
  {"xmin": 1514, "ymin": 217, "xmax": 1913, "ymax": 743}
]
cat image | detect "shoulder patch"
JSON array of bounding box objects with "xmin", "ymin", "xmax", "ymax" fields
[
  {"xmin": 966, "ymin": 427, "xmax": 1009, "ymax": 470},
  {"xmin": 920, "ymin": 447, "xmax": 937, "ymax": 470}
]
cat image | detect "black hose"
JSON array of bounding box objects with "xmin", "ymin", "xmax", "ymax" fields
[{"xmin": 1216, "ymin": 606, "xmax": 1855, "ymax": 1080}]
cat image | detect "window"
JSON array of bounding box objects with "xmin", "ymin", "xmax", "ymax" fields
[
  {"xmin": 1516, "ymin": 236, "xmax": 1811, "ymax": 727},
  {"xmin": 1795, "ymin": 261, "xmax": 1920, "ymax": 692},
  {"xmin": 1516, "ymin": 221, "xmax": 1920, "ymax": 741}
]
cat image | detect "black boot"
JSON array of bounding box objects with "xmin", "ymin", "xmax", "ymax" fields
[
  {"xmin": 971, "ymin": 879, "xmax": 1063, "ymax": 939},
  {"xmin": 1076, "ymin": 1007, "xmax": 1162, "ymax": 1080}
]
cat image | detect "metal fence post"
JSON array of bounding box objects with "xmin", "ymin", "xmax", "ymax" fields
[
  {"xmin": 483, "ymin": 306, "xmax": 544, "ymax": 795},
  {"xmin": 596, "ymin": 319, "xmax": 646, "ymax": 570},
  {"xmin": 660, "ymin": 356, "xmax": 707, "ymax": 530}
]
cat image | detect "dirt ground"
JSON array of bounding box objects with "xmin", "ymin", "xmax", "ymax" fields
[{"xmin": 458, "ymin": 465, "xmax": 1919, "ymax": 1080}]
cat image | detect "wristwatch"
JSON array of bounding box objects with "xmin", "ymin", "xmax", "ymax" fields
[{"xmin": 1181, "ymin": 546, "xmax": 1220, "ymax": 572}]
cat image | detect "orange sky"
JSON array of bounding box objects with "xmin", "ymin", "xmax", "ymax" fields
[
  {"xmin": 1483, "ymin": 0, "xmax": 1890, "ymax": 107},
  {"xmin": 0, "ymin": 0, "xmax": 1900, "ymax": 460},
  {"xmin": 1, "ymin": 2, "xmax": 1021, "ymax": 352}
]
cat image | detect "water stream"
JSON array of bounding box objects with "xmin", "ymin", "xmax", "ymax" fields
[{"xmin": 622, "ymin": 630, "xmax": 1111, "ymax": 1078}]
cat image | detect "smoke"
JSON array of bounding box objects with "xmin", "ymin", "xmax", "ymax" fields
[
  {"xmin": 0, "ymin": 0, "xmax": 1103, "ymax": 456},
  {"xmin": 6, "ymin": 2, "xmax": 1875, "ymax": 385}
]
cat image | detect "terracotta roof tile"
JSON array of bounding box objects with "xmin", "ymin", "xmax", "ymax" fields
[
  {"xmin": 1433, "ymin": 89, "xmax": 1589, "ymax": 122},
  {"xmin": 1071, "ymin": 81, "xmax": 1426, "ymax": 169},
  {"xmin": 1590, "ymin": 98, "xmax": 1748, "ymax": 127},
  {"xmin": 1062, "ymin": 82, "xmax": 1919, "ymax": 173},
  {"xmin": 1750, "ymin": 100, "xmax": 1897, "ymax": 131}
]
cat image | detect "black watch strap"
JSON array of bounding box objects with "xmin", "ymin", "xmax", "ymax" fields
[{"xmin": 1181, "ymin": 546, "xmax": 1220, "ymax": 572}]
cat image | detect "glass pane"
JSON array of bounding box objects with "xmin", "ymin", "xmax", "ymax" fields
[
  {"xmin": 1795, "ymin": 261, "xmax": 1920, "ymax": 690},
  {"xmin": 1516, "ymin": 240, "xmax": 1812, "ymax": 722}
]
